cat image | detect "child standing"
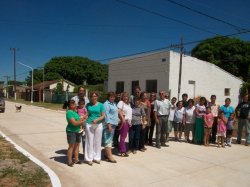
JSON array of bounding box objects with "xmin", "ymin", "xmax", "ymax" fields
[
  {"xmin": 77, "ymin": 99, "xmax": 88, "ymax": 133},
  {"xmin": 226, "ymin": 113, "xmax": 236, "ymax": 147},
  {"xmin": 217, "ymin": 111, "xmax": 227, "ymax": 148},
  {"xmin": 173, "ymin": 101, "xmax": 185, "ymax": 142},
  {"xmin": 203, "ymin": 106, "xmax": 214, "ymax": 146},
  {"xmin": 77, "ymin": 99, "xmax": 88, "ymax": 155}
]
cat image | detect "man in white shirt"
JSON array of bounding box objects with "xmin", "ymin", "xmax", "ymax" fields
[
  {"xmin": 130, "ymin": 86, "xmax": 141, "ymax": 108},
  {"xmin": 71, "ymin": 86, "xmax": 89, "ymax": 106},
  {"xmin": 154, "ymin": 90, "xmax": 171, "ymax": 148}
]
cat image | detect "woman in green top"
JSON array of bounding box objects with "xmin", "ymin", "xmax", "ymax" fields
[
  {"xmin": 84, "ymin": 91, "xmax": 105, "ymax": 166},
  {"xmin": 66, "ymin": 100, "xmax": 85, "ymax": 167}
]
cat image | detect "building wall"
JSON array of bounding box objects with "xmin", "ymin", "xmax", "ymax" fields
[
  {"xmin": 108, "ymin": 50, "xmax": 243, "ymax": 107},
  {"xmin": 169, "ymin": 51, "xmax": 243, "ymax": 107},
  {"xmin": 49, "ymin": 81, "xmax": 75, "ymax": 92},
  {"xmin": 108, "ymin": 51, "xmax": 170, "ymax": 94}
]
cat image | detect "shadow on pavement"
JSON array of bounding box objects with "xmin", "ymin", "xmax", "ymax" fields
[
  {"xmin": 55, "ymin": 149, "xmax": 67, "ymax": 155},
  {"xmin": 50, "ymin": 149, "xmax": 85, "ymax": 165},
  {"xmin": 49, "ymin": 149, "xmax": 68, "ymax": 165}
]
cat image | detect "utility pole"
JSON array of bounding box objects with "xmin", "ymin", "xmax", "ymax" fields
[
  {"xmin": 18, "ymin": 62, "xmax": 33, "ymax": 104},
  {"xmin": 177, "ymin": 37, "xmax": 184, "ymax": 101},
  {"xmin": 10, "ymin": 48, "xmax": 19, "ymax": 100},
  {"xmin": 38, "ymin": 66, "xmax": 45, "ymax": 102},
  {"xmin": 3, "ymin": 76, "xmax": 10, "ymax": 99},
  {"xmin": 171, "ymin": 37, "xmax": 184, "ymax": 101},
  {"xmin": 43, "ymin": 67, "xmax": 45, "ymax": 102}
]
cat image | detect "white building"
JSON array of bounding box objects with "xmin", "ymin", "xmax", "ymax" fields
[{"xmin": 108, "ymin": 50, "xmax": 243, "ymax": 107}]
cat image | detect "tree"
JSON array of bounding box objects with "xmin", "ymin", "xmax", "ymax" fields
[
  {"xmin": 191, "ymin": 37, "xmax": 250, "ymax": 81},
  {"xmin": 8, "ymin": 80, "xmax": 25, "ymax": 86},
  {"xmin": 54, "ymin": 83, "xmax": 63, "ymax": 94},
  {"xmin": 25, "ymin": 69, "xmax": 45, "ymax": 86},
  {"xmin": 240, "ymin": 82, "xmax": 250, "ymax": 97},
  {"xmin": 25, "ymin": 56, "xmax": 108, "ymax": 86}
]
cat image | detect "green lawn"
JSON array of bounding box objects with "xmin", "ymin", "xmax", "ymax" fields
[{"xmin": 0, "ymin": 137, "xmax": 51, "ymax": 187}]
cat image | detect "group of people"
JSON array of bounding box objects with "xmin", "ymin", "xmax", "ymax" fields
[{"xmin": 65, "ymin": 86, "xmax": 250, "ymax": 167}]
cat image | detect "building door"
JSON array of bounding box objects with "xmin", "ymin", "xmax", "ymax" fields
[{"xmin": 188, "ymin": 80, "xmax": 196, "ymax": 99}]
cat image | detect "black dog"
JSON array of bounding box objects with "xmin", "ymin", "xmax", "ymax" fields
[{"xmin": 15, "ymin": 105, "xmax": 22, "ymax": 112}]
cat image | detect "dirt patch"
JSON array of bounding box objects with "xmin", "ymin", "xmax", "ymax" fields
[
  {"xmin": 0, "ymin": 137, "xmax": 52, "ymax": 187},
  {"xmin": 0, "ymin": 176, "xmax": 19, "ymax": 187}
]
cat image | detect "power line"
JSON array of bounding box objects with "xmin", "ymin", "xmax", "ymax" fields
[
  {"xmin": 6, "ymin": 70, "xmax": 31, "ymax": 80},
  {"xmin": 97, "ymin": 29, "xmax": 250, "ymax": 63},
  {"xmin": 115, "ymin": 0, "xmax": 220, "ymax": 35},
  {"xmin": 184, "ymin": 0, "xmax": 250, "ymax": 26},
  {"xmin": 97, "ymin": 46, "xmax": 178, "ymax": 62},
  {"xmin": 0, "ymin": 19, "xmax": 184, "ymax": 29},
  {"xmin": 164, "ymin": 0, "xmax": 246, "ymax": 32}
]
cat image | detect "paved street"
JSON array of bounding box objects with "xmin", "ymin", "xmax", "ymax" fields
[{"xmin": 1, "ymin": 101, "xmax": 250, "ymax": 187}]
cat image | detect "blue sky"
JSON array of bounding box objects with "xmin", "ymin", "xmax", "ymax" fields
[{"xmin": 0, "ymin": 0, "xmax": 250, "ymax": 82}]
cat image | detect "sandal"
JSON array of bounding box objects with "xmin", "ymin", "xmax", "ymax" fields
[
  {"xmin": 107, "ymin": 159, "xmax": 117, "ymax": 163},
  {"xmin": 84, "ymin": 161, "xmax": 93, "ymax": 166},
  {"xmin": 93, "ymin": 160, "xmax": 101, "ymax": 164},
  {"xmin": 74, "ymin": 160, "xmax": 83, "ymax": 164},
  {"xmin": 67, "ymin": 162, "xmax": 74, "ymax": 167},
  {"xmin": 118, "ymin": 152, "xmax": 129, "ymax": 157}
]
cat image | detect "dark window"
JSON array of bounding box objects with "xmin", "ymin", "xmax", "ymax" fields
[
  {"xmin": 131, "ymin": 81, "xmax": 139, "ymax": 95},
  {"xmin": 146, "ymin": 80, "xmax": 157, "ymax": 93},
  {"xmin": 116, "ymin": 81, "xmax": 124, "ymax": 94},
  {"xmin": 224, "ymin": 88, "xmax": 230, "ymax": 96}
]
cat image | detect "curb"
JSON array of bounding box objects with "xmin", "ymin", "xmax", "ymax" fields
[{"xmin": 0, "ymin": 131, "xmax": 61, "ymax": 187}]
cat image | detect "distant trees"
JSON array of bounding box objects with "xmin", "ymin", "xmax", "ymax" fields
[
  {"xmin": 25, "ymin": 56, "xmax": 108, "ymax": 86},
  {"xmin": 54, "ymin": 83, "xmax": 63, "ymax": 94},
  {"xmin": 191, "ymin": 37, "xmax": 250, "ymax": 82},
  {"xmin": 8, "ymin": 80, "xmax": 25, "ymax": 86}
]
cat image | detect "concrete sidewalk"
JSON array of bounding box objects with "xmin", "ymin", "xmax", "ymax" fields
[{"xmin": 0, "ymin": 101, "xmax": 250, "ymax": 187}]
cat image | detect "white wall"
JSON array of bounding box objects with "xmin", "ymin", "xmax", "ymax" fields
[
  {"xmin": 108, "ymin": 51, "xmax": 170, "ymax": 94},
  {"xmin": 169, "ymin": 51, "xmax": 243, "ymax": 107},
  {"xmin": 108, "ymin": 50, "xmax": 243, "ymax": 107},
  {"xmin": 49, "ymin": 81, "xmax": 75, "ymax": 92}
]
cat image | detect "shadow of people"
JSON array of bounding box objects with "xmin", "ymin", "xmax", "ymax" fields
[
  {"xmin": 50, "ymin": 149, "xmax": 85, "ymax": 165},
  {"xmin": 50, "ymin": 155, "xmax": 67, "ymax": 165},
  {"xmin": 55, "ymin": 149, "xmax": 67, "ymax": 155}
]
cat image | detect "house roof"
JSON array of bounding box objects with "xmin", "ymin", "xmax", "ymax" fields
[
  {"xmin": 110, "ymin": 49, "xmax": 243, "ymax": 83},
  {"xmin": 33, "ymin": 79, "xmax": 75, "ymax": 90}
]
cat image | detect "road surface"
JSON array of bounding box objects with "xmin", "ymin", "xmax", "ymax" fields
[{"xmin": 0, "ymin": 101, "xmax": 250, "ymax": 187}]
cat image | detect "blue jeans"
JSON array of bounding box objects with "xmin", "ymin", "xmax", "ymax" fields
[
  {"xmin": 129, "ymin": 125, "xmax": 141, "ymax": 150},
  {"xmin": 237, "ymin": 119, "xmax": 250, "ymax": 143}
]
